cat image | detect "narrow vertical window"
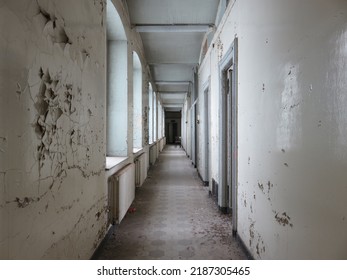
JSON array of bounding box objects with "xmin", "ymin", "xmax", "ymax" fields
[
  {"xmin": 133, "ymin": 52, "xmax": 143, "ymax": 150},
  {"xmin": 106, "ymin": 0, "xmax": 128, "ymax": 157},
  {"xmin": 148, "ymin": 83, "xmax": 153, "ymax": 144}
]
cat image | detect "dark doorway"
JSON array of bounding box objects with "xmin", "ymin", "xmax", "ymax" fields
[{"xmin": 165, "ymin": 111, "xmax": 182, "ymax": 144}]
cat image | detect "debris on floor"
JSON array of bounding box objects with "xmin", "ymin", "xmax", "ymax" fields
[{"xmin": 94, "ymin": 145, "xmax": 248, "ymax": 260}]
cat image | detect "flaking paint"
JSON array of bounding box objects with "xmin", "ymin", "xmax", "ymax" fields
[
  {"xmin": 194, "ymin": 0, "xmax": 347, "ymax": 259},
  {"xmin": 0, "ymin": 0, "xmax": 107, "ymax": 259}
]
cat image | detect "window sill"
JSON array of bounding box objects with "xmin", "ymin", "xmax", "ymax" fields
[
  {"xmin": 133, "ymin": 147, "xmax": 144, "ymax": 158},
  {"xmin": 133, "ymin": 147, "xmax": 142, "ymax": 153},
  {"xmin": 106, "ymin": 156, "xmax": 128, "ymax": 170}
]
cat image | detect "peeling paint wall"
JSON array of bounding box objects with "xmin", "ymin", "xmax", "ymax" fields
[
  {"xmin": 0, "ymin": 0, "xmax": 107, "ymax": 259},
  {"xmin": 197, "ymin": 0, "xmax": 347, "ymax": 259}
]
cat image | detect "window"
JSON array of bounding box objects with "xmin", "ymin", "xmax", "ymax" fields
[
  {"xmin": 133, "ymin": 52, "xmax": 142, "ymax": 150},
  {"xmin": 106, "ymin": 0, "xmax": 128, "ymax": 158},
  {"xmin": 153, "ymin": 92, "xmax": 157, "ymax": 141},
  {"xmin": 148, "ymin": 83, "xmax": 154, "ymax": 144}
]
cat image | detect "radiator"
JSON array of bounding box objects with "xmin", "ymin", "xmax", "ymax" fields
[
  {"xmin": 107, "ymin": 163, "xmax": 135, "ymax": 224},
  {"xmin": 159, "ymin": 139, "xmax": 163, "ymax": 152},
  {"xmin": 159, "ymin": 137, "xmax": 166, "ymax": 152},
  {"xmin": 134, "ymin": 153, "xmax": 147, "ymax": 187},
  {"xmin": 149, "ymin": 144, "xmax": 157, "ymax": 165},
  {"xmin": 145, "ymin": 150, "xmax": 149, "ymax": 171}
]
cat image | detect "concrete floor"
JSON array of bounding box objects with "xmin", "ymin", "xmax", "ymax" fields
[{"xmin": 94, "ymin": 145, "xmax": 248, "ymax": 260}]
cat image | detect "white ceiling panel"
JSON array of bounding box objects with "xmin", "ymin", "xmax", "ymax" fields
[
  {"xmin": 165, "ymin": 107, "xmax": 182, "ymax": 112},
  {"xmin": 141, "ymin": 32, "xmax": 204, "ymax": 64},
  {"xmin": 157, "ymin": 84, "xmax": 189, "ymax": 92},
  {"xmin": 151, "ymin": 64, "xmax": 195, "ymax": 82},
  {"xmin": 162, "ymin": 100, "xmax": 184, "ymax": 105},
  {"xmin": 160, "ymin": 93, "xmax": 186, "ymax": 100},
  {"xmin": 127, "ymin": 0, "xmax": 220, "ymax": 25}
]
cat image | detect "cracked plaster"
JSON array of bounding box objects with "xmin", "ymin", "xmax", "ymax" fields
[{"xmin": 0, "ymin": 0, "xmax": 107, "ymax": 259}]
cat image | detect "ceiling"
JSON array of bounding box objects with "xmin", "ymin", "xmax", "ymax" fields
[{"xmin": 126, "ymin": 0, "xmax": 220, "ymax": 112}]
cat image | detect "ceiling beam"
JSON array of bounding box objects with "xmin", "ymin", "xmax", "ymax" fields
[
  {"xmin": 149, "ymin": 63, "xmax": 198, "ymax": 66},
  {"xmin": 159, "ymin": 91, "xmax": 187, "ymax": 94},
  {"xmin": 134, "ymin": 24, "xmax": 214, "ymax": 33},
  {"xmin": 163, "ymin": 103, "xmax": 183, "ymax": 108},
  {"xmin": 156, "ymin": 81, "xmax": 191, "ymax": 85}
]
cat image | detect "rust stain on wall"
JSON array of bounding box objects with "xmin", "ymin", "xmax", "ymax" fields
[
  {"xmin": 249, "ymin": 222, "xmax": 255, "ymax": 247},
  {"xmin": 248, "ymin": 219, "xmax": 266, "ymax": 258},
  {"xmin": 257, "ymin": 180, "xmax": 275, "ymax": 203},
  {"xmin": 275, "ymin": 211, "xmax": 293, "ymax": 228},
  {"xmin": 257, "ymin": 182, "xmax": 264, "ymax": 193},
  {"xmin": 256, "ymin": 239, "xmax": 266, "ymax": 257}
]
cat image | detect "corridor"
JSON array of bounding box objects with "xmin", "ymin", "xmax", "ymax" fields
[
  {"xmin": 94, "ymin": 145, "xmax": 247, "ymax": 260},
  {"xmin": 1, "ymin": 0, "xmax": 347, "ymax": 260}
]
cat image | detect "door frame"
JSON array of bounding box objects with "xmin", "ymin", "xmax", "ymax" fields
[
  {"xmin": 203, "ymin": 78, "xmax": 211, "ymax": 186},
  {"xmin": 219, "ymin": 38, "xmax": 238, "ymax": 235}
]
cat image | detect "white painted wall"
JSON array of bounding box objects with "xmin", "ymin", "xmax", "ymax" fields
[
  {"xmin": 196, "ymin": 0, "xmax": 347, "ymax": 259},
  {"xmin": 197, "ymin": 58, "xmax": 211, "ymax": 183},
  {"xmin": 0, "ymin": 0, "xmax": 107, "ymax": 259}
]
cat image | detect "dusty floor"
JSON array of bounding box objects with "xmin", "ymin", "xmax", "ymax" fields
[{"xmin": 94, "ymin": 145, "xmax": 248, "ymax": 260}]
